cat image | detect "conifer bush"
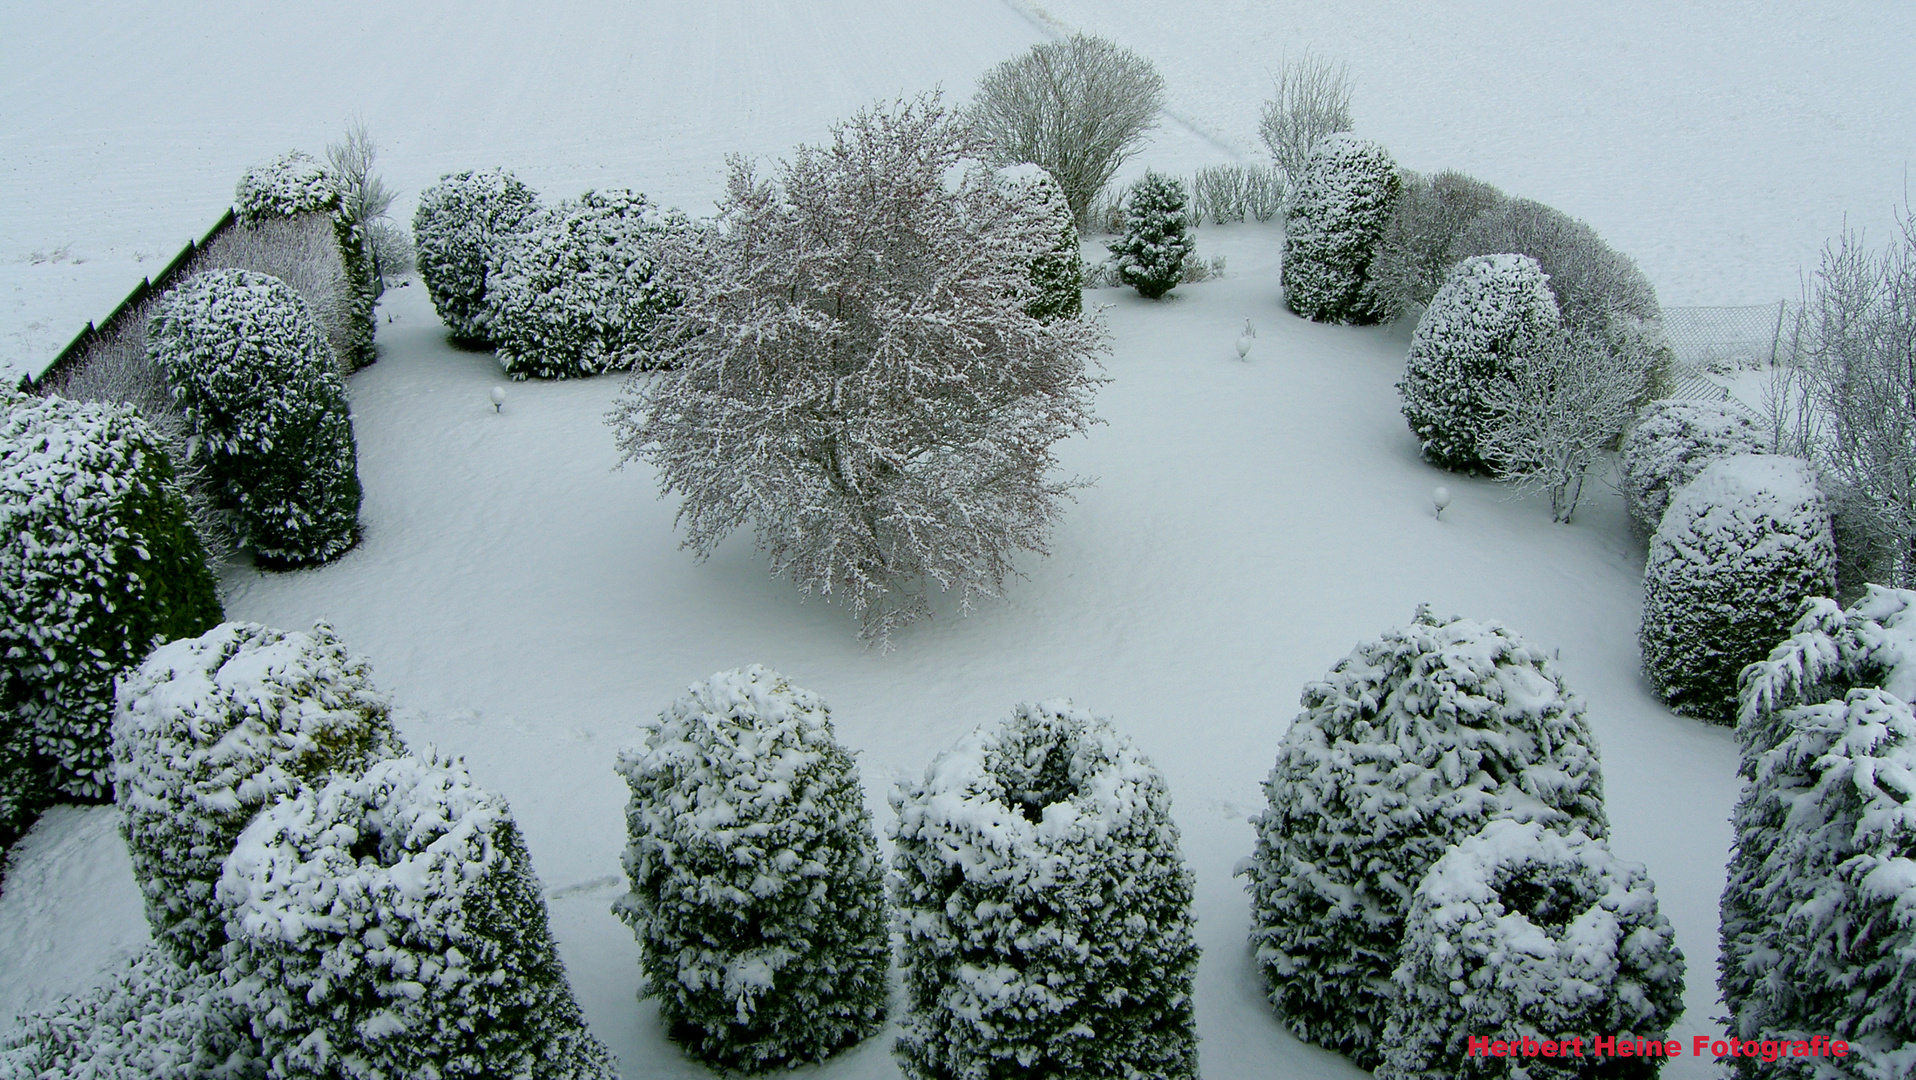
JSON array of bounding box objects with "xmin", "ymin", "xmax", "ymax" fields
[
  {"xmin": 1283, "ymin": 133, "xmax": 1401, "ymax": 323},
  {"xmin": 219, "ymin": 752, "xmax": 618, "ymax": 1080},
  {"xmin": 1109, "ymin": 171, "xmax": 1194, "ymax": 300},
  {"xmin": 613, "ymin": 666, "xmax": 889, "ymax": 1071},
  {"xmin": 1378, "ymin": 820, "xmax": 1686, "ymax": 1080},
  {"xmin": 486, "ymin": 189, "xmax": 682, "ymax": 379},
  {"xmin": 890, "ymin": 701, "xmax": 1200, "ymax": 1080},
  {"xmin": 0, "ymin": 391, "xmax": 221, "ymax": 840},
  {"xmin": 1398, "ymin": 254, "xmax": 1561, "ymax": 472},
  {"xmin": 1619, "ymin": 399, "xmax": 1771, "ymax": 537},
  {"xmin": 1640, "ymin": 455, "xmax": 1835, "ymax": 725},
  {"xmin": 997, "ymin": 164, "xmax": 1084, "ymax": 320},
  {"xmin": 1242, "ymin": 608, "xmax": 1609, "ymax": 1068},
  {"xmin": 413, "ymin": 169, "xmax": 542, "ymax": 343},
  {"xmin": 112, "ymin": 621, "xmax": 400, "ymax": 964},
  {"xmin": 149, "ymin": 268, "xmax": 362, "ymax": 564}
]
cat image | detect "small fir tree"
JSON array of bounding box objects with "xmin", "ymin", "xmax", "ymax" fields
[
  {"xmin": 1283, "ymin": 133, "xmax": 1401, "ymax": 323},
  {"xmin": 1109, "ymin": 171, "xmax": 1194, "ymax": 300},
  {"xmin": 413, "ymin": 169, "xmax": 541, "ymax": 343}
]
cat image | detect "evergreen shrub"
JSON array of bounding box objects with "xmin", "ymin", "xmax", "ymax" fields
[
  {"xmin": 1283, "ymin": 133, "xmax": 1400, "ymax": 323},
  {"xmin": 413, "ymin": 169, "xmax": 541, "ymax": 343}
]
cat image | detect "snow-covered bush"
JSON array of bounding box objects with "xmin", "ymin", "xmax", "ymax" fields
[
  {"xmin": 1641, "ymin": 455, "xmax": 1836, "ymax": 725},
  {"xmin": 219, "ymin": 752, "xmax": 618, "ymax": 1080},
  {"xmin": 0, "ymin": 391, "xmax": 221, "ymax": 837},
  {"xmin": 1370, "ymin": 169, "xmax": 1505, "ymax": 317},
  {"xmin": 1378, "ymin": 820, "xmax": 1686, "ymax": 1080},
  {"xmin": 1283, "ymin": 133, "xmax": 1400, "ymax": 324},
  {"xmin": 234, "ymin": 152, "xmax": 339, "ymax": 225},
  {"xmin": 1109, "ymin": 171, "xmax": 1194, "ymax": 300},
  {"xmin": 1257, "ymin": 50, "xmax": 1354, "ymax": 185},
  {"xmin": 112, "ymin": 621, "xmax": 399, "ymax": 963},
  {"xmin": 891, "ymin": 701, "xmax": 1199, "ymax": 1080},
  {"xmin": 1190, "ymin": 163, "xmax": 1284, "ymax": 224},
  {"xmin": 485, "ymin": 189, "xmax": 681, "ymax": 379},
  {"xmin": 1619, "ymin": 399, "xmax": 1771, "ymax": 537},
  {"xmin": 612, "ymin": 666, "xmax": 889, "ymax": 1071},
  {"xmin": 0, "ymin": 945, "xmax": 262, "ymax": 1079},
  {"xmin": 1398, "ymin": 254, "xmax": 1561, "ymax": 472},
  {"xmin": 997, "ymin": 164, "xmax": 1084, "ymax": 321},
  {"xmin": 198, "ymin": 215, "xmax": 355, "ymax": 379},
  {"xmin": 1453, "ymin": 196, "xmax": 1660, "ymax": 331},
  {"xmin": 148, "ymin": 268, "xmax": 361, "ymax": 564},
  {"xmin": 610, "ymin": 95, "xmax": 1106, "ymax": 644},
  {"xmin": 413, "ymin": 169, "xmax": 541, "ymax": 343},
  {"xmin": 1242, "ymin": 608, "xmax": 1609, "ymax": 1068}
]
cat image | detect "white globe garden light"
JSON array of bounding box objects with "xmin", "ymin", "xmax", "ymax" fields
[
  {"xmin": 1433, "ymin": 486, "xmax": 1452, "ymax": 518},
  {"xmin": 490, "ymin": 386, "xmax": 506, "ymax": 412}
]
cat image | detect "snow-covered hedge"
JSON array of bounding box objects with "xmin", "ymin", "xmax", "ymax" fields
[
  {"xmin": 1398, "ymin": 254, "xmax": 1561, "ymax": 472},
  {"xmin": 148, "ymin": 269, "xmax": 361, "ymax": 564},
  {"xmin": 1109, "ymin": 171, "xmax": 1193, "ymax": 300},
  {"xmin": 0, "ymin": 946, "xmax": 262, "ymax": 1080},
  {"xmin": 0, "ymin": 392, "xmax": 221, "ymax": 837},
  {"xmin": 234, "ymin": 152, "xmax": 340, "ymax": 225},
  {"xmin": 612, "ymin": 667, "xmax": 889, "ymax": 1071},
  {"xmin": 1242, "ymin": 608, "xmax": 1609, "ymax": 1068},
  {"xmin": 112, "ymin": 621, "xmax": 399, "ymax": 963},
  {"xmin": 487, "ymin": 189, "xmax": 682, "ymax": 379},
  {"xmin": 891, "ymin": 701, "xmax": 1200, "ymax": 1080},
  {"xmin": 1378, "ymin": 820, "xmax": 1686, "ymax": 1080},
  {"xmin": 1619, "ymin": 399, "xmax": 1772, "ymax": 537},
  {"xmin": 219, "ymin": 752, "xmax": 617, "ymax": 1080},
  {"xmin": 997, "ymin": 164, "xmax": 1084, "ymax": 321},
  {"xmin": 1283, "ymin": 133, "xmax": 1400, "ymax": 324},
  {"xmin": 1452, "ymin": 196, "xmax": 1661, "ymax": 330},
  {"xmin": 1640, "ymin": 454, "xmax": 1835, "ymax": 725},
  {"xmin": 1370, "ymin": 169, "xmax": 1506, "ymax": 317},
  {"xmin": 413, "ymin": 169, "xmax": 541, "ymax": 343}
]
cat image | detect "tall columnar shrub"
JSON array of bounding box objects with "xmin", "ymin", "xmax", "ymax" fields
[
  {"xmin": 235, "ymin": 151, "xmax": 376, "ymax": 370},
  {"xmin": 1283, "ymin": 133, "xmax": 1401, "ymax": 323},
  {"xmin": 891, "ymin": 701, "xmax": 1200, "ymax": 1080},
  {"xmin": 613, "ymin": 666, "xmax": 889, "ymax": 1071},
  {"xmin": 486, "ymin": 189, "xmax": 681, "ymax": 379},
  {"xmin": 1619, "ymin": 399, "xmax": 1772, "ymax": 537},
  {"xmin": 220, "ymin": 753, "xmax": 618, "ymax": 1080},
  {"xmin": 1108, "ymin": 171, "xmax": 1195, "ymax": 301},
  {"xmin": 112, "ymin": 621, "xmax": 399, "ymax": 964},
  {"xmin": 148, "ymin": 269, "xmax": 362, "ymax": 564},
  {"xmin": 1641, "ymin": 455, "xmax": 1836, "ymax": 725},
  {"xmin": 1398, "ymin": 254, "xmax": 1561, "ymax": 472},
  {"xmin": 1379, "ymin": 820, "xmax": 1686, "ymax": 1080},
  {"xmin": 1242, "ymin": 608, "xmax": 1608, "ymax": 1068},
  {"xmin": 996, "ymin": 164, "xmax": 1084, "ymax": 320},
  {"xmin": 413, "ymin": 169, "xmax": 542, "ymax": 343},
  {"xmin": 0, "ymin": 391, "xmax": 221, "ymax": 834}
]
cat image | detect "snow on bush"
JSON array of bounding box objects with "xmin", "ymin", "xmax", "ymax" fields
[
  {"xmin": 1378, "ymin": 820, "xmax": 1685, "ymax": 1080},
  {"xmin": 0, "ymin": 391, "xmax": 221, "ymax": 838},
  {"xmin": 1283, "ymin": 133, "xmax": 1401, "ymax": 324},
  {"xmin": 112, "ymin": 620, "xmax": 400, "ymax": 964},
  {"xmin": 1241, "ymin": 607, "xmax": 1609, "ymax": 1068},
  {"xmin": 1452, "ymin": 196, "xmax": 1661, "ymax": 331},
  {"xmin": 996, "ymin": 164, "xmax": 1083, "ymax": 320},
  {"xmin": 1108, "ymin": 170, "xmax": 1194, "ymax": 300},
  {"xmin": 219, "ymin": 752, "xmax": 617, "ymax": 1080},
  {"xmin": 1641, "ymin": 454, "xmax": 1836, "ymax": 726},
  {"xmin": 1370, "ymin": 169, "xmax": 1505, "ymax": 317},
  {"xmin": 612, "ymin": 666, "xmax": 889, "ymax": 1071},
  {"xmin": 148, "ymin": 269, "xmax": 361, "ymax": 564},
  {"xmin": 485, "ymin": 188, "xmax": 682, "ymax": 379},
  {"xmin": 1397, "ymin": 254, "xmax": 1561, "ymax": 472},
  {"xmin": 890, "ymin": 701, "xmax": 1200, "ymax": 1080},
  {"xmin": 234, "ymin": 152, "xmax": 340, "ymax": 226},
  {"xmin": 1619, "ymin": 399, "xmax": 1772, "ymax": 537},
  {"xmin": 413, "ymin": 169, "xmax": 541, "ymax": 343}
]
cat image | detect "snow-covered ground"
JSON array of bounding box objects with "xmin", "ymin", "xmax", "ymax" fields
[{"xmin": 2, "ymin": 227, "xmax": 1739, "ymax": 1078}]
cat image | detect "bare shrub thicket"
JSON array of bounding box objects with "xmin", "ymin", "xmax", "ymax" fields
[
  {"xmin": 968, "ymin": 35, "xmax": 1165, "ymax": 229},
  {"xmin": 1370, "ymin": 169, "xmax": 1505, "ymax": 316},
  {"xmin": 327, "ymin": 118, "xmax": 408, "ymax": 290},
  {"xmin": 1190, "ymin": 164, "xmax": 1285, "ymax": 225},
  {"xmin": 1258, "ymin": 51, "xmax": 1354, "ymax": 185}
]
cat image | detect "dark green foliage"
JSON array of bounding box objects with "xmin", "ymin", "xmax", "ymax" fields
[
  {"xmin": 1284, "ymin": 134, "xmax": 1401, "ymax": 323},
  {"xmin": 999, "ymin": 167, "xmax": 1085, "ymax": 320},
  {"xmin": 234, "ymin": 150, "xmax": 377, "ymax": 370},
  {"xmin": 1109, "ymin": 171, "xmax": 1194, "ymax": 300},
  {"xmin": 413, "ymin": 169, "xmax": 541, "ymax": 343}
]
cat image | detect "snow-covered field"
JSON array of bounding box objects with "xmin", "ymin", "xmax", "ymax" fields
[{"xmin": 4, "ymin": 2, "xmax": 1910, "ymax": 1077}]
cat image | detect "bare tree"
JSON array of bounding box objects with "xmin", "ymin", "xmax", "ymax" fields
[
  {"xmin": 608, "ymin": 95, "xmax": 1107, "ymax": 645},
  {"xmin": 968, "ymin": 35, "xmax": 1165, "ymax": 230},
  {"xmin": 1479, "ymin": 326, "xmax": 1648, "ymax": 523},
  {"xmin": 327, "ymin": 117, "xmax": 403, "ymax": 290},
  {"xmin": 1258, "ymin": 50, "xmax": 1354, "ymax": 185}
]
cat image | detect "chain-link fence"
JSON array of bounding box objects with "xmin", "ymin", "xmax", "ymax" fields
[{"xmin": 1661, "ymin": 301, "xmax": 1804, "ymax": 373}]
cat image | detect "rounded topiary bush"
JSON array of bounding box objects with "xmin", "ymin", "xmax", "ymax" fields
[
  {"xmin": 234, "ymin": 151, "xmax": 340, "ymax": 225},
  {"xmin": 0, "ymin": 391, "xmax": 222, "ymax": 829},
  {"xmin": 1109, "ymin": 171, "xmax": 1193, "ymax": 301},
  {"xmin": 413, "ymin": 169, "xmax": 541, "ymax": 343},
  {"xmin": 149, "ymin": 269, "xmax": 361, "ymax": 564},
  {"xmin": 1619, "ymin": 399, "xmax": 1771, "ymax": 537},
  {"xmin": 1242, "ymin": 607, "xmax": 1609, "ymax": 1068},
  {"xmin": 1641, "ymin": 454, "xmax": 1836, "ymax": 725},
  {"xmin": 486, "ymin": 189, "xmax": 681, "ymax": 379},
  {"xmin": 219, "ymin": 752, "xmax": 618, "ymax": 1080},
  {"xmin": 1378, "ymin": 820, "xmax": 1686, "ymax": 1080},
  {"xmin": 891, "ymin": 701, "xmax": 1199, "ymax": 1080},
  {"xmin": 112, "ymin": 620, "xmax": 399, "ymax": 964},
  {"xmin": 996, "ymin": 165, "xmax": 1083, "ymax": 321},
  {"xmin": 612, "ymin": 666, "xmax": 890, "ymax": 1071},
  {"xmin": 1283, "ymin": 133, "xmax": 1401, "ymax": 324},
  {"xmin": 1398, "ymin": 253, "xmax": 1561, "ymax": 472}
]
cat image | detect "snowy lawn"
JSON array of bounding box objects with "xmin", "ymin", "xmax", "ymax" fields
[{"xmin": 0, "ymin": 224, "xmax": 1740, "ymax": 1078}]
